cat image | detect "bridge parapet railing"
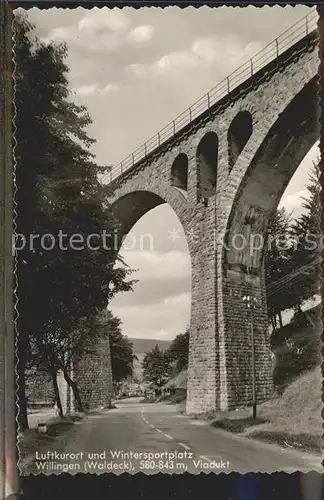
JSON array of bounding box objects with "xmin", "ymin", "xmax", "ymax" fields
[{"xmin": 104, "ymin": 8, "xmax": 318, "ymax": 185}]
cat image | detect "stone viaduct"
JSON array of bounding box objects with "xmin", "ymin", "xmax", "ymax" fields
[{"xmin": 75, "ymin": 16, "xmax": 319, "ymax": 414}]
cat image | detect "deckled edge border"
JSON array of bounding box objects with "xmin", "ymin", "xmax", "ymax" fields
[
  {"xmin": 0, "ymin": 3, "xmax": 322, "ymax": 498},
  {"xmin": 11, "ymin": 4, "xmax": 22, "ymax": 483},
  {"xmin": 4, "ymin": 2, "xmax": 322, "ymax": 11},
  {"xmin": 0, "ymin": 3, "xmax": 6, "ymax": 499},
  {"xmin": 1, "ymin": 0, "xmax": 20, "ymax": 499},
  {"xmin": 318, "ymin": 5, "xmax": 324, "ymax": 470}
]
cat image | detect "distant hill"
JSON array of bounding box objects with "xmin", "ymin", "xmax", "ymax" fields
[
  {"xmin": 130, "ymin": 338, "xmax": 172, "ymax": 381},
  {"xmin": 130, "ymin": 338, "xmax": 172, "ymax": 353}
]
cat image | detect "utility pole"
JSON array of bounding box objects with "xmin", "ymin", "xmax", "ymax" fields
[{"xmin": 242, "ymin": 291, "xmax": 258, "ymax": 419}]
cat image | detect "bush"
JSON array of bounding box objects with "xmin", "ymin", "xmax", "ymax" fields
[{"xmin": 273, "ymin": 312, "xmax": 321, "ymax": 389}]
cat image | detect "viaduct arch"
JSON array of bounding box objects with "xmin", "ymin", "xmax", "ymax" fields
[{"xmin": 75, "ymin": 28, "xmax": 318, "ymax": 414}]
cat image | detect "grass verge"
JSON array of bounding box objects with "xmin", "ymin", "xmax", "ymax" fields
[
  {"xmin": 195, "ymin": 367, "xmax": 322, "ymax": 454},
  {"xmin": 18, "ymin": 413, "xmax": 85, "ymax": 470},
  {"xmin": 158, "ymin": 390, "xmax": 187, "ymax": 405}
]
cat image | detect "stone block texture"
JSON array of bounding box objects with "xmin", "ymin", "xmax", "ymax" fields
[
  {"xmin": 104, "ymin": 34, "xmax": 318, "ymax": 414},
  {"xmin": 25, "ymin": 371, "xmax": 54, "ymax": 405},
  {"xmin": 74, "ymin": 335, "xmax": 114, "ymax": 411}
]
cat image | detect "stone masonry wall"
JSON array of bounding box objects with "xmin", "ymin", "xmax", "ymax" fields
[
  {"xmin": 74, "ymin": 335, "xmax": 114, "ymax": 411},
  {"xmin": 105, "ymin": 34, "xmax": 318, "ymax": 414},
  {"xmin": 220, "ymin": 271, "xmax": 273, "ymax": 409},
  {"xmin": 25, "ymin": 370, "xmax": 54, "ymax": 406}
]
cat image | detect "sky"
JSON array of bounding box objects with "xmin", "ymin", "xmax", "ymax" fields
[{"xmin": 22, "ymin": 6, "xmax": 319, "ymax": 341}]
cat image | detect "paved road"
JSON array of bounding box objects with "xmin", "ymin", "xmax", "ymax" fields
[{"xmin": 26, "ymin": 397, "xmax": 322, "ymax": 475}]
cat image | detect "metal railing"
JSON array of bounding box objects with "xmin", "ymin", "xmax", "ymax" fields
[{"xmin": 103, "ymin": 8, "xmax": 318, "ymax": 186}]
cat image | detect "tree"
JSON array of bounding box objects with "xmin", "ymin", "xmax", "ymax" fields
[
  {"xmin": 165, "ymin": 329, "xmax": 189, "ymax": 374},
  {"xmin": 14, "ymin": 15, "xmax": 134, "ymax": 430},
  {"xmin": 265, "ymin": 160, "xmax": 321, "ymax": 334},
  {"xmin": 28, "ymin": 334, "xmax": 64, "ymax": 417},
  {"xmin": 36, "ymin": 315, "xmax": 110, "ymax": 413},
  {"xmin": 142, "ymin": 345, "xmax": 170, "ymax": 388},
  {"xmin": 266, "ymin": 161, "xmax": 321, "ymax": 359},
  {"xmin": 29, "ymin": 310, "xmax": 135, "ymax": 413},
  {"xmin": 102, "ymin": 311, "xmax": 136, "ymax": 393},
  {"xmin": 264, "ymin": 207, "xmax": 293, "ymax": 330},
  {"xmin": 288, "ymin": 161, "xmax": 321, "ymax": 303}
]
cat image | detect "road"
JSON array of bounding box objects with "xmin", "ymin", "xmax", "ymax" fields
[{"xmin": 25, "ymin": 397, "xmax": 322, "ymax": 475}]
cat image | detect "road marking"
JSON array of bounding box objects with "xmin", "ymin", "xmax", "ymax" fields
[
  {"xmin": 178, "ymin": 443, "xmax": 190, "ymax": 450},
  {"xmin": 141, "ymin": 406, "xmax": 173, "ymax": 441},
  {"xmin": 200, "ymin": 455, "xmax": 212, "ymax": 463},
  {"xmin": 141, "ymin": 407, "xmax": 149, "ymax": 424}
]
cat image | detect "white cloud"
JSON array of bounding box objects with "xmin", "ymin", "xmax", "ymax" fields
[
  {"xmin": 41, "ymin": 26, "xmax": 74, "ymax": 44},
  {"xmin": 74, "ymin": 82, "xmax": 117, "ymax": 97},
  {"xmin": 119, "ymin": 250, "xmax": 190, "ymax": 282},
  {"xmin": 281, "ymin": 189, "xmax": 309, "ymax": 206},
  {"xmin": 279, "ymin": 189, "xmax": 310, "ymax": 218},
  {"xmin": 25, "ymin": 6, "xmax": 315, "ymax": 340},
  {"xmin": 152, "ymin": 50, "xmax": 198, "ymax": 74},
  {"xmin": 78, "ymin": 8, "xmax": 129, "ymax": 35},
  {"xmin": 110, "ymin": 293, "xmax": 190, "ymax": 340},
  {"xmin": 42, "ymin": 11, "xmax": 130, "ymax": 54},
  {"xmin": 128, "ymin": 25, "xmax": 154, "ymax": 43},
  {"xmin": 127, "ymin": 63, "xmax": 146, "ymax": 78},
  {"xmin": 279, "ymin": 143, "xmax": 319, "ymax": 217},
  {"xmin": 191, "ymin": 37, "xmax": 218, "ymax": 62},
  {"xmin": 109, "ymin": 248, "xmax": 191, "ymax": 315},
  {"xmin": 135, "ymin": 35, "xmax": 262, "ymax": 79},
  {"xmin": 94, "ymin": 34, "xmax": 124, "ymax": 52},
  {"xmin": 103, "ymin": 83, "xmax": 116, "ymax": 92},
  {"xmin": 75, "ymin": 83, "xmax": 98, "ymax": 96},
  {"xmin": 163, "ymin": 292, "xmax": 190, "ymax": 307},
  {"xmin": 152, "ymin": 329, "xmax": 174, "ymax": 340},
  {"xmin": 104, "ymin": 84, "xmax": 112, "ymax": 92}
]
